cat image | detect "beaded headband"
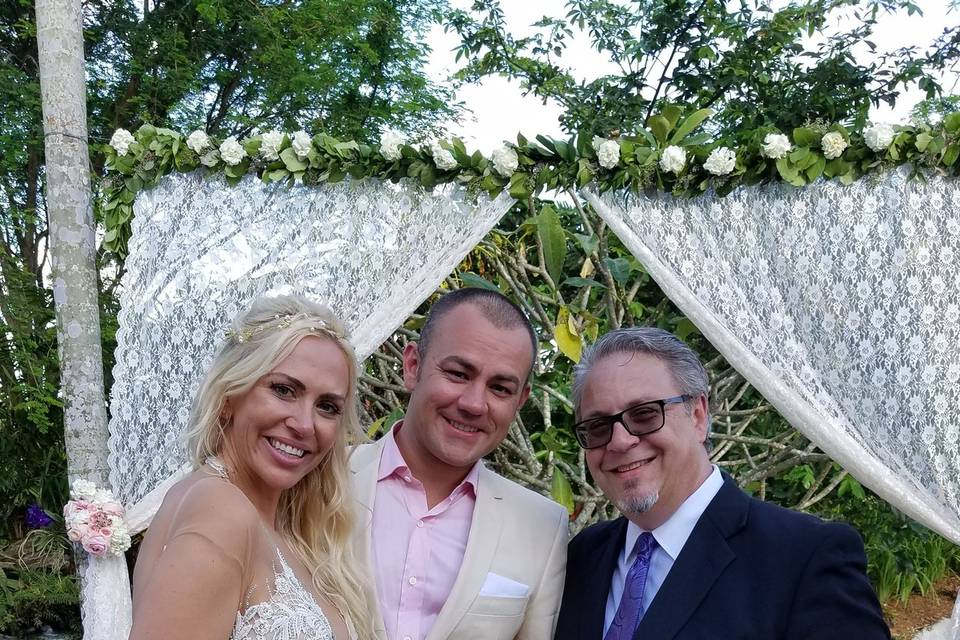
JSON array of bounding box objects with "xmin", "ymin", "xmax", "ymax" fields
[{"xmin": 224, "ymin": 312, "xmax": 346, "ymax": 344}]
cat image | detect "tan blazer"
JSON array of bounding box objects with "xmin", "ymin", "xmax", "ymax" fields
[{"xmin": 350, "ymin": 437, "xmax": 568, "ymax": 640}]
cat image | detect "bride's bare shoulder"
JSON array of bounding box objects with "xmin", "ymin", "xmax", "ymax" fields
[{"xmin": 156, "ymin": 471, "xmax": 262, "ymax": 542}]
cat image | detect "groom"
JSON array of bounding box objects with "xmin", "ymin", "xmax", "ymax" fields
[
  {"xmin": 351, "ymin": 288, "xmax": 568, "ymax": 640},
  {"xmin": 556, "ymin": 327, "xmax": 890, "ymax": 639}
]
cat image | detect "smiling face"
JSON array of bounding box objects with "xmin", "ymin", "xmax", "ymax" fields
[
  {"xmin": 398, "ymin": 303, "xmax": 533, "ymax": 485},
  {"xmin": 220, "ymin": 335, "xmax": 350, "ymax": 508},
  {"xmin": 581, "ymin": 351, "xmax": 711, "ymax": 530}
]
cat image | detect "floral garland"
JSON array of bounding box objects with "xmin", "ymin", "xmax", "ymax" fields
[{"xmin": 101, "ymin": 108, "xmax": 960, "ymax": 257}]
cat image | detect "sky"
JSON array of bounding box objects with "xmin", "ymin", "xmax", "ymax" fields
[{"xmin": 425, "ymin": 0, "xmax": 960, "ymax": 153}]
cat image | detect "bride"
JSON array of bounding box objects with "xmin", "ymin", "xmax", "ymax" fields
[{"xmin": 130, "ymin": 295, "xmax": 372, "ymax": 639}]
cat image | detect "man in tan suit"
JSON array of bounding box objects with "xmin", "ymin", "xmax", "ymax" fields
[{"xmin": 351, "ymin": 288, "xmax": 568, "ymax": 640}]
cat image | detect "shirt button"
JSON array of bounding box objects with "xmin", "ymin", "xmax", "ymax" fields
[
  {"xmin": 417, "ymin": 520, "xmax": 424, "ymax": 528},
  {"xmin": 404, "ymin": 636, "xmax": 412, "ymax": 640},
  {"xmin": 408, "ymin": 576, "xmax": 417, "ymax": 585}
]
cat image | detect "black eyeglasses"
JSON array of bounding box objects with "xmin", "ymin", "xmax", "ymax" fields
[{"xmin": 573, "ymin": 395, "xmax": 693, "ymax": 449}]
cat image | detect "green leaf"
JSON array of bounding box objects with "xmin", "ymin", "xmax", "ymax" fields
[
  {"xmin": 602, "ymin": 257, "xmax": 630, "ymax": 284},
  {"xmin": 459, "ymin": 272, "xmax": 500, "ymax": 292},
  {"xmin": 573, "ymin": 233, "xmax": 599, "ymax": 256},
  {"xmin": 562, "ymin": 277, "xmax": 607, "ymax": 290},
  {"xmin": 675, "ymin": 318, "xmax": 700, "ymax": 340},
  {"xmin": 648, "ymin": 116, "xmax": 671, "ymax": 145},
  {"xmin": 805, "ymin": 155, "xmax": 826, "ymax": 181},
  {"xmin": 554, "ymin": 306, "xmax": 581, "ymax": 363},
  {"xmin": 661, "ymin": 104, "xmax": 683, "ymax": 129},
  {"xmin": 280, "ymin": 147, "xmax": 307, "ymax": 172},
  {"xmin": 944, "ymin": 112, "xmax": 960, "ymax": 134},
  {"xmin": 916, "ymin": 132, "xmax": 933, "ymax": 152},
  {"xmin": 537, "ymin": 205, "xmax": 567, "ymax": 284},
  {"xmin": 670, "ymin": 109, "xmax": 712, "ymax": 144},
  {"xmin": 792, "ymin": 127, "xmax": 819, "ymax": 147},
  {"xmin": 508, "ymin": 172, "xmax": 531, "ymax": 199},
  {"xmin": 942, "ymin": 142, "xmax": 960, "ymax": 167},
  {"xmin": 551, "ymin": 467, "xmax": 575, "ymax": 515}
]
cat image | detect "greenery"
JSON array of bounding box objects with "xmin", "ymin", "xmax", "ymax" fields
[
  {"xmin": 100, "ymin": 110, "xmax": 960, "ymax": 256},
  {"xmin": 0, "ymin": 567, "xmax": 80, "ymax": 637}
]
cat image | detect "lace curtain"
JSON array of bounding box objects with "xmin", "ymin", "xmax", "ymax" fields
[
  {"xmin": 586, "ymin": 166, "xmax": 960, "ymax": 634},
  {"xmin": 89, "ymin": 173, "xmax": 514, "ymax": 640}
]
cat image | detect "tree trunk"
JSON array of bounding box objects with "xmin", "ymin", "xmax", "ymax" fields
[{"xmin": 35, "ymin": 0, "xmax": 109, "ymax": 487}]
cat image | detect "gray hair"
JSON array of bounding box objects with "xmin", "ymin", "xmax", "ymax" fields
[{"xmin": 572, "ymin": 327, "xmax": 710, "ymax": 420}]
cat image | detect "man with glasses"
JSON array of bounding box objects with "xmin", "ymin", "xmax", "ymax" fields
[{"xmin": 555, "ymin": 327, "xmax": 889, "ymax": 640}]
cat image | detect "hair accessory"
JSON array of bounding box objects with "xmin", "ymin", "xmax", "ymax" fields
[{"xmin": 224, "ymin": 311, "xmax": 345, "ymax": 344}]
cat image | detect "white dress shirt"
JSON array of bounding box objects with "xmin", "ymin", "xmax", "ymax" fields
[{"xmin": 603, "ymin": 466, "xmax": 724, "ymax": 635}]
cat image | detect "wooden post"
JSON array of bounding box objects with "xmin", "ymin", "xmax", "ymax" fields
[{"xmin": 35, "ymin": 0, "xmax": 109, "ymax": 487}]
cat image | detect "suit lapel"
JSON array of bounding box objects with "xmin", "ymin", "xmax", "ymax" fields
[
  {"xmin": 633, "ymin": 478, "xmax": 747, "ymax": 640},
  {"xmin": 426, "ymin": 464, "xmax": 505, "ymax": 640},
  {"xmin": 581, "ymin": 518, "xmax": 629, "ymax": 639},
  {"xmin": 349, "ymin": 439, "xmax": 389, "ymax": 639}
]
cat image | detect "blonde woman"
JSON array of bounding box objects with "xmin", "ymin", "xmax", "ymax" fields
[{"xmin": 130, "ymin": 295, "xmax": 372, "ymax": 640}]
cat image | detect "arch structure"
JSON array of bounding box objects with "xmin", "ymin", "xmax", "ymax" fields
[{"xmin": 89, "ymin": 167, "xmax": 960, "ymax": 638}]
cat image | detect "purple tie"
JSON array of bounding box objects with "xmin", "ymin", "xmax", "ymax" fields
[{"xmin": 604, "ymin": 532, "xmax": 657, "ymax": 640}]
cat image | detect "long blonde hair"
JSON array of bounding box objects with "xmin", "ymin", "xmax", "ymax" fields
[{"xmin": 185, "ymin": 294, "xmax": 372, "ymax": 639}]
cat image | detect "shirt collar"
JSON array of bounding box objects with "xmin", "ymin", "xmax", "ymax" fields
[
  {"xmin": 376, "ymin": 420, "xmax": 482, "ymax": 494},
  {"xmin": 624, "ymin": 465, "xmax": 724, "ymax": 562}
]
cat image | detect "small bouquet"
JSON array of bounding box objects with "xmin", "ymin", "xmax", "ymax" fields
[{"xmin": 63, "ymin": 479, "xmax": 131, "ymax": 558}]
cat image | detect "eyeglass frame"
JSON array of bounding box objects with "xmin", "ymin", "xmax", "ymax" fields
[{"xmin": 572, "ymin": 394, "xmax": 695, "ymax": 449}]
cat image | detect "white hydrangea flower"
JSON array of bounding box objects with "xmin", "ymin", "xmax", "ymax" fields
[
  {"xmin": 109, "ymin": 129, "xmax": 135, "ymax": 156},
  {"xmin": 291, "ymin": 130, "xmax": 312, "ymax": 159},
  {"xmin": 260, "ymin": 130, "xmax": 284, "ymax": 161},
  {"xmin": 590, "ymin": 138, "xmax": 620, "ymax": 169},
  {"xmin": 430, "ymin": 141, "xmax": 458, "ymax": 171},
  {"xmin": 92, "ymin": 488, "xmax": 116, "ymax": 505},
  {"xmin": 703, "ymin": 146, "xmax": 736, "ymax": 176},
  {"xmin": 761, "ymin": 133, "xmax": 792, "ymax": 159},
  {"xmin": 71, "ymin": 479, "xmax": 97, "ymax": 500},
  {"xmin": 864, "ymin": 123, "xmax": 895, "ymax": 152},
  {"xmin": 109, "ymin": 519, "xmax": 132, "ymax": 555},
  {"xmin": 380, "ymin": 130, "xmax": 404, "ymax": 161},
  {"xmin": 659, "ymin": 145, "xmax": 687, "ymax": 174},
  {"xmin": 219, "ymin": 136, "xmax": 247, "ymax": 166},
  {"xmin": 185, "ymin": 130, "xmax": 210, "ymax": 154},
  {"xmin": 491, "ymin": 146, "xmax": 519, "ymax": 177},
  {"xmin": 821, "ymin": 131, "xmax": 848, "ymax": 160}
]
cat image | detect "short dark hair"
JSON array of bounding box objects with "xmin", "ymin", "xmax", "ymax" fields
[{"xmin": 417, "ymin": 288, "xmax": 538, "ymax": 378}]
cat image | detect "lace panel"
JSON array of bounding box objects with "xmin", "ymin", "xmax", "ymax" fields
[
  {"xmin": 585, "ymin": 166, "xmax": 960, "ymax": 547},
  {"xmin": 107, "ymin": 172, "xmax": 513, "ymax": 506}
]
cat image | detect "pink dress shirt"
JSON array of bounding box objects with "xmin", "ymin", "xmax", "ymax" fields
[{"xmin": 371, "ymin": 424, "xmax": 480, "ymax": 640}]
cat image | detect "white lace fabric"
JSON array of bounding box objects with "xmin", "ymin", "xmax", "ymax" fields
[
  {"xmin": 586, "ymin": 166, "xmax": 960, "ymax": 629},
  {"xmin": 89, "ymin": 173, "xmax": 514, "ymax": 640},
  {"xmin": 232, "ymin": 548, "xmax": 336, "ymax": 640}
]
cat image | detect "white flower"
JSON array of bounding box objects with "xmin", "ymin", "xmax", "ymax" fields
[
  {"xmin": 821, "ymin": 131, "xmax": 848, "ymax": 160},
  {"xmin": 380, "ymin": 130, "xmax": 404, "ymax": 161},
  {"xmin": 92, "ymin": 488, "xmax": 116, "ymax": 505},
  {"xmin": 430, "ymin": 141, "xmax": 458, "ymax": 171},
  {"xmin": 219, "ymin": 136, "xmax": 247, "ymax": 166},
  {"xmin": 109, "ymin": 129, "xmax": 135, "ymax": 156},
  {"xmin": 185, "ymin": 130, "xmax": 210, "ymax": 154},
  {"xmin": 71, "ymin": 479, "xmax": 97, "ymax": 500},
  {"xmin": 594, "ymin": 139, "xmax": 621, "ymax": 169},
  {"xmin": 260, "ymin": 130, "xmax": 284, "ymax": 161},
  {"xmin": 864, "ymin": 123, "xmax": 895, "ymax": 152},
  {"xmin": 491, "ymin": 146, "xmax": 519, "ymax": 177},
  {"xmin": 703, "ymin": 146, "xmax": 736, "ymax": 175},
  {"xmin": 291, "ymin": 130, "xmax": 312, "ymax": 159},
  {"xmin": 659, "ymin": 145, "xmax": 687, "ymax": 174},
  {"xmin": 761, "ymin": 133, "xmax": 792, "ymax": 159}
]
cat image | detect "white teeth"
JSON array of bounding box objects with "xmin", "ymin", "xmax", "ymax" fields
[
  {"xmin": 616, "ymin": 459, "xmax": 652, "ymax": 473},
  {"xmin": 269, "ymin": 438, "xmax": 305, "ymax": 458},
  {"xmin": 448, "ymin": 419, "xmax": 479, "ymax": 433}
]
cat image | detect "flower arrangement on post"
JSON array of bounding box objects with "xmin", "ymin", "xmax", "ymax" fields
[{"xmin": 63, "ymin": 479, "xmax": 131, "ymax": 558}]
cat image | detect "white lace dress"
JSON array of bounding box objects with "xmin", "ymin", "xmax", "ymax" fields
[{"xmin": 232, "ymin": 547, "xmax": 336, "ymax": 640}]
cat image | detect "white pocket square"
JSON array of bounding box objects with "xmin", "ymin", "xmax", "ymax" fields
[{"xmin": 479, "ymin": 572, "xmax": 529, "ymax": 598}]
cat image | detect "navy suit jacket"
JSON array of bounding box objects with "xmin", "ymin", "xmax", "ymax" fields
[{"xmin": 556, "ymin": 476, "xmax": 890, "ymax": 639}]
